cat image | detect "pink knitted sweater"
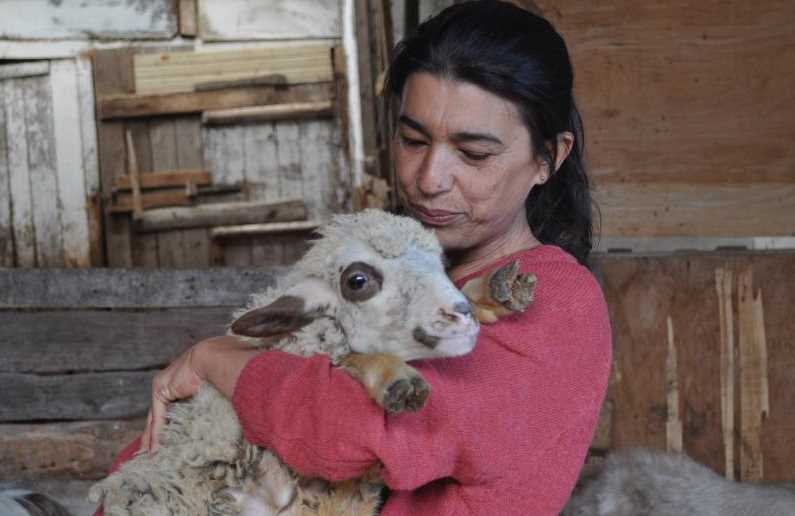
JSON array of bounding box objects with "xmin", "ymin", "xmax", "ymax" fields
[{"xmin": 231, "ymin": 245, "xmax": 612, "ymax": 515}]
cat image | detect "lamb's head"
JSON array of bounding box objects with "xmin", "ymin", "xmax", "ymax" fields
[{"xmin": 231, "ymin": 210, "xmax": 479, "ymax": 361}]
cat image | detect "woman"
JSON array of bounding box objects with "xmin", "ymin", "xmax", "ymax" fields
[{"xmin": 107, "ymin": 2, "xmax": 612, "ymax": 514}]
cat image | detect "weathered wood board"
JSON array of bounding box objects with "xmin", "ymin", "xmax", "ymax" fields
[
  {"xmin": 0, "ymin": 0, "xmax": 177, "ymax": 40},
  {"xmin": 600, "ymin": 251, "xmax": 795, "ymax": 482},
  {"xmin": 134, "ymin": 44, "xmax": 334, "ymax": 95},
  {"xmin": 199, "ymin": 0, "xmax": 340, "ymax": 41},
  {"xmin": 0, "ymin": 58, "xmax": 100, "ymax": 267}
]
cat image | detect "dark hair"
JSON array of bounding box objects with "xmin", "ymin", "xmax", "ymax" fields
[{"xmin": 385, "ymin": 0, "xmax": 596, "ymax": 265}]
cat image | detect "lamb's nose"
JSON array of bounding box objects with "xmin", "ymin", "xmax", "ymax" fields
[{"xmin": 453, "ymin": 301, "xmax": 472, "ymax": 316}]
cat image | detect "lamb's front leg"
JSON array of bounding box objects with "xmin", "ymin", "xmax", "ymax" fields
[
  {"xmin": 461, "ymin": 259, "xmax": 537, "ymax": 323},
  {"xmin": 339, "ymin": 353, "xmax": 430, "ymax": 414}
]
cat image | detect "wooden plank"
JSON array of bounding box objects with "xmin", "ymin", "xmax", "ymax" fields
[
  {"xmin": 665, "ymin": 316, "xmax": 683, "ymax": 453},
  {"xmin": 246, "ymin": 122, "xmax": 284, "ymax": 266},
  {"xmin": 715, "ymin": 268, "xmax": 736, "ymax": 480},
  {"xmin": 136, "ymin": 199, "xmax": 307, "ymax": 233},
  {"xmin": 178, "ymin": 0, "xmax": 198, "ymax": 37},
  {"xmin": 114, "ymin": 169, "xmax": 210, "ymax": 190},
  {"xmin": 4, "ymin": 77, "xmax": 36, "ymax": 266},
  {"xmin": 98, "ymin": 81, "xmax": 335, "ymax": 119},
  {"xmin": 0, "ymin": 308, "xmax": 232, "ymax": 373},
  {"xmin": 128, "ymin": 120, "xmax": 159, "ymax": 267},
  {"xmin": 25, "ymin": 72, "xmax": 64, "ymax": 267},
  {"xmin": 595, "ymin": 183, "xmax": 795, "ymax": 237},
  {"xmin": 125, "ymin": 130, "xmax": 145, "ymax": 220},
  {"xmin": 202, "ymin": 100, "xmax": 334, "ymax": 125},
  {"xmin": 0, "ymin": 80, "xmax": 12, "ymax": 267},
  {"xmin": 93, "ymin": 48, "xmax": 136, "ymax": 267},
  {"xmin": 0, "ymin": 420, "xmax": 144, "ymax": 480},
  {"xmin": 737, "ymin": 269, "xmax": 765, "ymax": 482},
  {"xmin": 199, "ymin": 0, "xmax": 339, "ymax": 41},
  {"xmin": 51, "ymin": 59, "xmax": 92, "ymax": 268},
  {"xmin": 109, "ymin": 189, "xmax": 192, "ymax": 212},
  {"xmin": 0, "ymin": 0, "xmax": 177, "ymax": 40},
  {"xmin": 149, "ymin": 118, "xmax": 185, "ymax": 267},
  {"xmin": 0, "ymin": 371, "xmax": 156, "ymax": 421},
  {"xmin": 175, "ymin": 116, "xmax": 211, "ymax": 267},
  {"xmin": 0, "ymin": 61, "xmax": 49, "ymax": 80},
  {"xmin": 0, "ymin": 268, "xmax": 278, "ymax": 308},
  {"xmin": 75, "ymin": 55, "xmax": 104, "ymax": 267},
  {"xmin": 134, "ymin": 45, "xmax": 334, "ymax": 95},
  {"xmin": 275, "ymin": 121, "xmax": 306, "ymax": 263}
]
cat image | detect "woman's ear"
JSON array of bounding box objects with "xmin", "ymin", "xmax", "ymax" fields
[{"xmin": 553, "ymin": 131, "xmax": 574, "ymax": 172}]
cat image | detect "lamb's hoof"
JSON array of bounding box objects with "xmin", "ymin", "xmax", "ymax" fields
[
  {"xmin": 488, "ymin": 260, "xmax": 537, "ymax": 312},
  {"xmin": 384, "ymin": 375, "xmax": 430, "ymax": 414}
]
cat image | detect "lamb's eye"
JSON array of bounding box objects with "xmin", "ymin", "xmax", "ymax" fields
[
  {"xmin": 347, "ymin": 273, "xmax": 368, "ymax": 290},
  {"xmin": 340, "ymin": 262, "xmax": 383, "ymax": 302}
]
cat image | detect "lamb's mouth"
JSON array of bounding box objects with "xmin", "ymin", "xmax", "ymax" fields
[{"xmin": 412, "ymin": 326, "xmax": 441, "ymax": 349}]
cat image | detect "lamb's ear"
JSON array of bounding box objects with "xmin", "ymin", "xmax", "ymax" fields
[{"xmin": 230, "ymin": 277, "xmax": 337, "ymax": 338}]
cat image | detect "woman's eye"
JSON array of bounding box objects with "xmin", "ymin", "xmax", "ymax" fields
[
  {"xmin": 460, "ymin": 149, "xmax": 491, "ymax": 161},
  {"xmin": 399, "ymin": 134, "xmax": 426, "ymax": 148},
  {"xmin": 347, "ymin": 273, "xmax": 368, "ymax": 290}
]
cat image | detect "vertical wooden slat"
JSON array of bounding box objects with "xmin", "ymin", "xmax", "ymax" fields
[
  {"xmin": 175, "ymin": 116, "xmax": 210, "ymax": 267},
  {"xmin": 178, "ymin": 0, "xmax": 198, "ymax": 37},
  {"xmin": 0, "ymin": 80, "xmax": 13, "ymax": 266},
  {"xmin": 5, "ymin": 78, "xmax": 36, "ymax": 266},
  {"xmin": 275, "ymin": 121, "xmax": 305, "ymax": 263},
  {"xmin": 247, "ymin": 122, "xmax": 284, "ymax": 266},
  {"xmin": 128, "ymin": 120, "xmax": 158, "ymax": 267},
  {"xmin": 738, "ymin": 268, "xmax": 765, "ymax": 482},
  {"xmin": 354, "ymin": 0, "xmax": 380, "ymax": 179},
  {"xmin": 149, "ymin": 118, "xmax": 184, "ymax": 267},
  {"xmin": 93, "ymin": 48, "xmax": 135, "ymax": 267},
  {"xmin": 665, "ymin": 316, "xmax": 682, "ymax": 453},
  {"xmin": 51, "ymin": 59, "xmax": 91, "ymax": 268},
  {"xmin": 75, "ymin": 55, "xmax": 103, "ymax": 266},
  {"xmin": 25, "ymin": 73, "xmax": 63, "ymax": 266},
  {"xmin": 715, "ymin": 267, "xmax": 735, "ymax": 480}
]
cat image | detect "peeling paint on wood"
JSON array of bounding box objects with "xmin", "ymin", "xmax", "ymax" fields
[{"xmin": 0, "ymin": 0, "xmax": 178, "ymax": 40}]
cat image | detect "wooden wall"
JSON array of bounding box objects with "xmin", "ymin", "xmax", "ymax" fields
[{"xmin": 535, "ymin": 0, "xmax": 795, "ymax": 237}]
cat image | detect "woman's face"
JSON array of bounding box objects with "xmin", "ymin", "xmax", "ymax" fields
[{"xmin": 395, "ymin": 72, "xmax": 547, "ymax": 252}]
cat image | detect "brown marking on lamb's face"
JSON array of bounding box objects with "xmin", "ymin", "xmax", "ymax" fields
[{"xmin": 412, "ymin": 326, "xmax": 441, "ymax": 349}]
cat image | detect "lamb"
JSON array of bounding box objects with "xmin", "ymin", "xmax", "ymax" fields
[
  {"xmin": 562, "ymin": 447, "xmax": 795, "ymax": 516},
  {"xmin": 90, "ymin": 209, "xmax": 536, "ymax": 516}
]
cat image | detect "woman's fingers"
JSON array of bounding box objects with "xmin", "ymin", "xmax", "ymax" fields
[{"xmin": 148, "ymin": 387, "xmax": 170, "ymax": 453}]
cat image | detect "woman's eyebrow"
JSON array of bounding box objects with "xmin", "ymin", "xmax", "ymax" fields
[{"xmin": 399, "ymin": 114, "xmax": 504, "ymax": 146}]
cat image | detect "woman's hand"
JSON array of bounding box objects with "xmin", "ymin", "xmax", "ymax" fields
[{"xmin": 139, "ymin": 336, "xmax": 261, "ymax": 453}]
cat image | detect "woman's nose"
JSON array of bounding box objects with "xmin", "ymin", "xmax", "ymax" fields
[{"xmin": 416, "ymin": 146, "xmax": 453, "ymax": 196}]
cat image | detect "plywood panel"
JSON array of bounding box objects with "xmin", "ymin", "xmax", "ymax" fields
[
  {"xmin": 199, "ymin": 0, "xmax": 339, "ymax": 41},
  {"xmin": 0, "ymin": 0, "xmax": 177, "ymax": 40},
  {"xmin": 530, "ymin": 0, "xmax": 795, "ymax": 237},
  {"xmin": 600, "ymin": 251, "xmax": 795, "ymax": 482}
]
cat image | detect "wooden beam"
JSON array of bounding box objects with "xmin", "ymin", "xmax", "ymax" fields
[
  {"xmin": 135, "ymin": 199, "xmax": 307, "ymax": 233},
  {"xmin": 113, "ymin": 169, "xmax": 211, "ymax": 190},
  {"xmin": 109, "ymin": 189, "xmax": 192, "ymax": 213},
  {"xmin": 0, "ymin": 308, "xmax": 232, "ymax": 373},
  {"xmin": 0, "ymin": 267, "xmax": 277, "ymax": 309},
  {"xmin": 98, "ymin": 82, "xmax": 334, "ymax": 120},
  {"xmin": 0, "ymin": 61, "xmax": 49, "ymax": 80},
  {"xmin": 202, "ymin": 100, "xmax": 334, "ymax": 125},
  {"xmin": 211, "ymin": 220, "xmax": 320, "ymax": 239}
]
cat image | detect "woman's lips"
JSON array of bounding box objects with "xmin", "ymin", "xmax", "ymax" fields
[{"xmin": 409, "ymin": 204, "xmax": 462, "ymax": 226}]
